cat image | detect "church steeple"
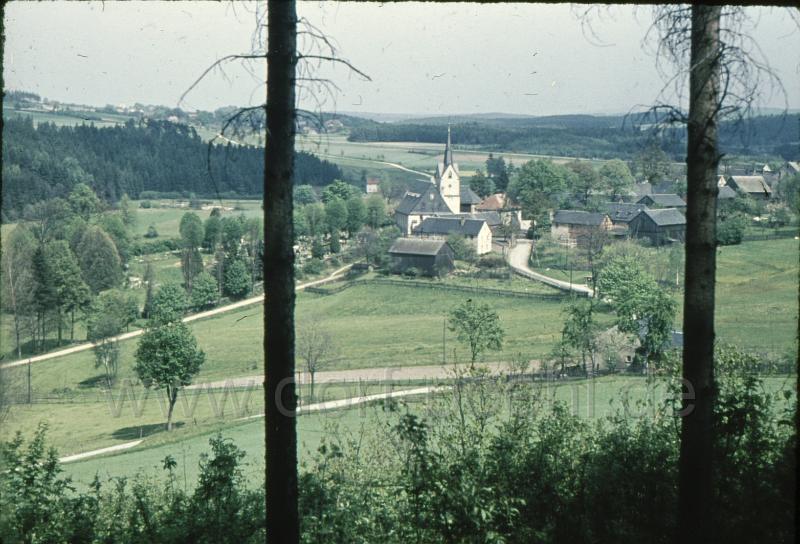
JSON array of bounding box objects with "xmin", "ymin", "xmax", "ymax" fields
[{"xmin": 443, "ymin": 124, "xmax": 454, "ymax": 167}]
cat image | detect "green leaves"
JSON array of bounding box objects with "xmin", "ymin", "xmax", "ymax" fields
[
  {"xmin": 134, "ymin": 321, "xmax": 205, "ymax": 390},
  {"xmin": 448, "ymin": 299, "xmax": 505, "ymax": 364}
]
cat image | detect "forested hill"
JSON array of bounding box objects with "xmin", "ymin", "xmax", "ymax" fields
[
  {"xmin": 346, "ymin": 113, "xmax": 799, "ymax": 161},
  {"xmin": 2, "ymin": 116, "xmax": 342, "ymax": 216}
]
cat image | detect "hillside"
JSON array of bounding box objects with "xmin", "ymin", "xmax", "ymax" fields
[{"xmin": 1, "ymin": 115, "xmax": 342, "ymax": 216}]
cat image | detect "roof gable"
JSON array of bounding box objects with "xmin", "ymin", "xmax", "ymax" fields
[
  {"xmin": 395, "ymin": 185, "xmax": 452, "ymax": 215},
  {"xmin": 728, "ymin": 175, "xmax": 772, "ymax": 195},
  {"xmin": 389, "ymin": 238, "xmax": 450, "ymax": 256},
  {"xmin": 603, "ymin": 202, "xmax": 647, "ymax": 222},
  {"xmin": 415, "ymin": 216, "xmax": 487, "ymax": 237},
  {"xmin": 553, "ymin": 210, "xmax": 609, "ymax": 226},
  {"xmin": 637, "ymin": 193, "xmax": 686, "ymax": 207},
  {"xmin": 636, "ymin": 208, "xmax": 686, "ymax": 227}
]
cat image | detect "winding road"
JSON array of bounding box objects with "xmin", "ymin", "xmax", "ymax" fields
[
  {"xmin": 1, "ymin": 264, "xmax": 354, "ymax": 370},
  {"xmin": 507, "ymin": 240, "xmax": 594, "ymax": 297}
]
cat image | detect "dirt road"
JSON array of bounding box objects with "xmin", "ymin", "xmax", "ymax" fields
[{"xmin": 1, "ymin": 264, "xmax": 353, "ymax": 370}]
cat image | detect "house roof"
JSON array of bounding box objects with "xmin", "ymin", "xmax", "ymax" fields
[
  {"xmin": 389, "ymin": 238, "xmax": 450, "ymax": 256},
  {"xmin": 553, "ymin": 210, "xmax": 609, "ymax": 226},
  {"xmin": 717, "ymin": 186, "xmax": 737, "ymax": 200},
  {"xmin": 638, "ymin": 193, "xmax": 686, "ymax": 207},
  {"xmin": 366, "ymin": 178, "xmax": 380, "ymax": 185},
  {"xmin": 633, "ymin": 182, "xmax": 652, "ymax": 197},
  {"xmin": 476, "ymin": 193, "xmax": 506, "ymax": 210},
  {"xmin": 468, "ymin": 211, "xmax": 503, "ymax": 227},
  {"xmin": 414, "ymin": 216, "xmax": 487, "ymax": 237},
  {"xmin": 603, "ymin": 202, "xmax": 647, "ymax": 223},
  {"xmin": 728, "ymin": 175, "xmax": 772, "ymax": 195},
  {"xmin": 636, "ymin": 208, "xmax": 686, "ymax": 227},
  {"xmin": 460, "ymin": 185, "xmax": 482, "ymax": 205},
  {"xmin": 395, "ymin": 185, "xmax": 452, "ymax": 215},
  {"xmin": 786, "ymin": 161, "xmax": 800, "ymax": 173}
]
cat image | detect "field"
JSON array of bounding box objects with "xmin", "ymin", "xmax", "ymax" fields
[
  {"xmin": 132, "ymin": 199, "xmax": 263, "ymax": 238},
  {"xmin": 529, "ymin": 237, "xmax": 799, "ymax": 356},
  {"xmin": 59, "ymin": 373, "xmax": 796, "ymax": 490}
]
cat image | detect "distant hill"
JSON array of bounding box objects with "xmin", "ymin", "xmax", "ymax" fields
[
  {"xmin": 2, "ymin": 115, "xmax": 342, "ymax": 217},
  {"xmin": 345, "ymin": 112, "xmax": 799, "ymax": 161}
]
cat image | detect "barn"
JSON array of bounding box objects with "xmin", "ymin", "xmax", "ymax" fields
[
  {"xmin": 388, "ymin": 238, "xmax": 455, "ymax": 276},
  {"xmin": 629, "ymin": 208, "xmax": 686, "ymax": 245}
]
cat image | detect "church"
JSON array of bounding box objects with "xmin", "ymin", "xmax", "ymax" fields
[
  {"xmin": 393, "ymin": 127, "xmax": 492, "ymax": 255},
  {"xmin": 394, "ymin": 127, "xmax": 483, "ymax": 234}
]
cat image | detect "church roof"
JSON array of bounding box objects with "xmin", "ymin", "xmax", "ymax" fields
[
  {"xmin": 444, "ymin": 125, "xmax": 454, "ymax": 167},
  {"xmin": 460, "ymin": 185, "xmax": 482, "ymax": 205},
  {"xmin": 395, "ymin": 184, "xmax": 452, "ymax": 215}
]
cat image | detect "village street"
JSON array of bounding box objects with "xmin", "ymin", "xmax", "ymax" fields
[{"xmin": 507, "ymin": 239, "xmax": 595, "ymax": 297}]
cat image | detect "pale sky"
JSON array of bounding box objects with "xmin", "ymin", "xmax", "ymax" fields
[{"xmin": 4, "ymin": 1, "xmax": 799, "ymax": 117}]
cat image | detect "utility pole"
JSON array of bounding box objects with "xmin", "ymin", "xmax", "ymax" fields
[{"xmin": 442, "ymin": 316, "xmax": 447, "ymax": 365}]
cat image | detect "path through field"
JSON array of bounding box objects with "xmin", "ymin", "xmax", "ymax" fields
[
  {"xmin": 59, "ymin": 384, "xmax": 448, "ymax": 464},
  {"xmin": 187, "ymin": 361, "xmax": 511, "ymax": 390},
  {"xmin": 1, "ymin": 264, "xmax": 353, "ymax": 370}
]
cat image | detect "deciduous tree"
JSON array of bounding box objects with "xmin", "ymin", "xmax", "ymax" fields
[
  {"xmin": 134, "ymin": 321, "xmax": 205, "ymax": 431},
  {"xmin": 448, "ymin": 300, "xmax": 505, "ymax": 366}
]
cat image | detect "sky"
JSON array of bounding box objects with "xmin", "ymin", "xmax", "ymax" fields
[{"xmin": 3, "ymin": 1, "xmax": 799, "ymax": 117}]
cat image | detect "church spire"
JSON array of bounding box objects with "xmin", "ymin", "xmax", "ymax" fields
[{"xmin": 443, "ymin": 124, "xmax": 454, "ymax": 167}]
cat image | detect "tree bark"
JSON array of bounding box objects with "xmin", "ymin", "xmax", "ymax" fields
[
  {"xmin": 678, "ymin": 6, "xmax": 721, "ymax": 544},
  {"xmin": 264, "ymin": 1, "xmax": 299, "ymax": 542}
]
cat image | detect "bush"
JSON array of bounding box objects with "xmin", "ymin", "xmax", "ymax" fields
[
  {"xmin": 477, "ymin": 254, "xmax": 507, "ymax": 269},
  {"xmin": 717, "ymin": 213, "xmax": 747, "ymax": 245},
  {"xmin": 144, "ymin": 224, "xmax": 159, "ymax": 238},
  {"xmin": 303, "ymin": 258, "xmax": 325, "ymax": 276},
  {"xmin": 140, "ymin": 200, "xmax": 152, "ymax": 209}
]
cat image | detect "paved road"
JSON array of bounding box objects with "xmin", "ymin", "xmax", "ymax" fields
[
  {"xmin": 507, "ymin": 240, "xmax": 594, "ymax": 297},
  {"xmin": 188, "ymin": 361, "xmax": 511, "ymax": 390},
  {"xmin": 1, "ymin": 264, "xmax": 353, "ymax": 370}
]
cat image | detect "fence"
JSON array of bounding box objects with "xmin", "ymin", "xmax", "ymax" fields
[{"xmin": 305, "ymin": 277, "xmax": 566, "ymax": 301}]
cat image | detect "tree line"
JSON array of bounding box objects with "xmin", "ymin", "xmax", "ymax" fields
[
  {"xmin": 0, "ymin": 182, "xmax": 262, "ymax": 365},
  {"xmin": 1, "ymin": 115, "xmax": 342, "ymax": 218},
  {"xmin": 346, "ymin": 113, "xmax": 799, "ymax": 161}
]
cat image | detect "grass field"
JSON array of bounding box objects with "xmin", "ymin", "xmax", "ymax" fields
[
  {"xmin": 132, "ymin": 199, "xmax": 263, "ymax": 238},
  {"xmin": 59, "ymin": 373, "xmax": 796, "ymax": 490}
]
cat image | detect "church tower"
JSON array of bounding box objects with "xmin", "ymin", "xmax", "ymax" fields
[{"xmin": 436, "ymin": 125, "xmax": 461, "ymax": 213}]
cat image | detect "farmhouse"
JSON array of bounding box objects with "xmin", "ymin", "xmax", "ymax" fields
[
  {"xmin": 726, "ymin": 175, "xmax": 772, "ymax": 200},
  {"xmin": 628, "ymin": 208, "xmax": 686, "ymax": 245},
  {"xmin": 717, "ymin": 185, "xmax": 737, "ymax": 201},
  {"xmin": 603, "ymin": 202, "xmax": 647, "ymax": 226},
  {"xmin": 388, "ymin": 238, "xmax": 455, "ymax": 276},
  {"xmin": 551, "ymin": 210, "xmax": 612, "ymax": 248},
  {"xmin": 636, "ymin": 193, "xmax": 686, "ymax": 209},
  {"xmin": 413, "ymin": 216, "xmax": 492, "ymax": 255},
  {"xmin": 476, "ymin": 192, "xmax": 527, "ymax": 232},
  {"xmin": 366, "ymin": 177, "xmax": 381, "ymax": 194}
]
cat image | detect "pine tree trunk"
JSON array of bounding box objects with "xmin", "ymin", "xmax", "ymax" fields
[
  {"xmin": 678, "ymin": 6, "xmax": 721, "ymax": 543},
  {"xmin": 264, "ymin": 1, "xmax": 299, "ymax": 542}
]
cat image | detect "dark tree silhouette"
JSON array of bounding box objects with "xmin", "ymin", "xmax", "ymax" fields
[{"xmin": 264, "ymin": 1, "xmax": 300, "ymax": 542}]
